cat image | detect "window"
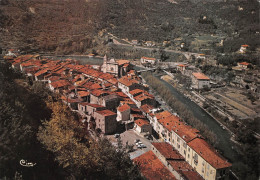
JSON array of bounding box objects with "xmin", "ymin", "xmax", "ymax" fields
[
  {"xmin": 184, "ymin": 150, "xmax": 186, "ymax": 155},
  {"xmin": 183, "ymin": 142, "xmax": 187, "ymax": 148},
  {"xmin": 177, "ymin": 144, "xmax": 180, "ymax": 149},
  {"xmin": 188, "ymin": 154, "xmax": 190, "ymax": 158},
  {"xmin": 188, "ymin": 147, "xmax": 190, "ymax": 152},
  {"xmin": 193, "ymin": 153, "xmax": 198, "ymax": 166},
  {"xmin": 177, "ymin": 137, "xmax": 180, "ymax": 142}
]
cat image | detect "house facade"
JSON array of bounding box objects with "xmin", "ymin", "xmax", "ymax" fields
[
  {"xmin": 140, "ymin": 57, "xmax": 157, "ymax": 66},
  {"xmin": 94, "ymin": 109, "xmax": 117, "ymax": 134},
  {"xmin": 117, "ymin": 104, "xmax": 131, "ymax": 122},
  {"xmin": 192, "ymin": 72, "xmax": 210, "ymax": 89},
  {"xmin": 134, "ymin": 119, "xmax": 152, "ymax": 134}
]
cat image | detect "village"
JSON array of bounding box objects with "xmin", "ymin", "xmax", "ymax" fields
[{"xmin": 2, "ymin": 49, "xmax": 236, "ymax": 180}]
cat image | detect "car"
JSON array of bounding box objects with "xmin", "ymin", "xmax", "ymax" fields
[
  {"xmin": 135, "ymin": 141, "xmax": 142, "ymax": 146},
  {"xmin": 137, "ymin": 144, "xmax": 142, "ymax": 149},
  {"xmin": 114, "ymin": 134, "xmax": 120, "ymax": 138},
  {"xmin": 141, "ymin": 144, "xmax": 146, "ymax": 148}
]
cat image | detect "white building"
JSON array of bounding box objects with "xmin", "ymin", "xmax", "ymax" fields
[{"xmin": 192, "ymin": 72, "xmax": 210, "ymax": 90}]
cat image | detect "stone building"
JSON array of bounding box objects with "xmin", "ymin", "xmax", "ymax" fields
[
  {"xmin": 94, "ymin": 109, "xmax": 117, "ymax": 134},
  {"xmin": 101, "ymin": 55, "xmax": 131, "ymax": 77},
  {"xmin": 117, "ymin": 104, "xmax": 131, "ymax": 122}
]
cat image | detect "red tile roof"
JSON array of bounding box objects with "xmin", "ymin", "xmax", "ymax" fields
[
  {"xmin": 239, "ymin": 62, "xmax": 249, "ymax": 66},
  {"xmin": 48, "ymin": 76, "xmax": 60, "ymax": 82},
  {"xmin": 168, "ymin": 160, "xmax": 193, "ymax": 171},
  {"xmin": 78, "ymin": 91, "xmax": 90, "ymax": 97},
  {"xmin": 178, "ymin": 64, "xmax": 187, "ymax": 67},
  {"xmin": 131, "ymin": 114, "xmax": 146, "ymax": 119},
  {"xmin": 90, "ymin": 83, "xmax": 102, "ymax": 89},
  {"xmin": 129, "ymin": 89, "xmax": 144, "ymax": 96},
  {"xmin": 118, "ymin": 104, "xmax": 131, "ymax": 112},
  {"xmin": 50, "ymin": 79, "xmax": 71, "ymax": 89},
  {"xmin": 133, "ymin": 151, "xmax": 177, "ymax": 180},
  {"xmin": 87, "ymin": 104, "xmax": 105, "ymax": 108},
  {"xmin": 95, "ymin": 109, "xmax": 116, "ymax": 116},
  {"xmin": 35, "ymin": 68, "xmax": 49, "ymax": 77},
  {"xmin": 155, "ymin": 111, "xmax": 172, "ymax": 120},
  {"xmin": 115, "ymin": 91, "xmax": 128, "ymax": 98},
  {"xmin": 61, "ymin": 96, "xmax": 83, "ymax": 103},
  {"xmin": 79, "ymin": 102, "xmax": 89, "ymax": 106},
  {"xmin": 135, "ymin": 119, "xmax": 150, "ymax": 127},
  {"xmin": 141, "ymin": 57, "xmax": 156, "ymax": 61},
  {"xmin": 118, "ymin": 76, "xmax": 139, "ymax": 87},
  {"xmin": 134, "ymin": 93, "xmax": 154, "ymax": 102},
  {"xmin": 24, "ymin": 67, "xmax": 40, "ymax": 74},
  {"xmin": 152, "ymin": 142, "xmax": 184, "ymax": 160},
  {"xmin": 180, "ymin": 171, "xmax": 203, "ymax": 180},
  {"xmin": 91, "ymin": 89, "xmax": 109, "ymax": 97},
  {"xmin": 192, "ymin": 72, "xmax": 210, "ymax": 80},
  {"xmin": 140, "ymin": 104, "xmax": 155, "ymax": 113},
  {"xmin": 188, "ymin": 138, "xmax": 232, "ymax": 169},
  {"xmin": 117, "ymin": 59, "xmax": 130, "ymax": 66},
  {"xmin": 131, "ymin": 108, "xmax": 142, "ymax": 113}
]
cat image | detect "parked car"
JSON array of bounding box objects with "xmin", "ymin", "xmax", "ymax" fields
[
  {"xmin": 136, "ymin": 141, "xmax": 142, "ymax": 146},
  {"xmin": 141, "ymin": 144, "xmax": 146, "ymax": 148},
  {"xmin": 137, "ymin": 144, "xmax": 143, "ymax": 149},
  {"xmin": 114, "ymin": 134, "xmax": 120, "ymax": 138}
]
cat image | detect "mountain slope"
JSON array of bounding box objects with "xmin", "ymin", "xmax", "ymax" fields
[{"xmin": 0, "ymin": 0, "xmax": 258, "ymax": 54}]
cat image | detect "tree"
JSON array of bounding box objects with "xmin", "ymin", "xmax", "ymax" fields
[{"xmin": 38, "ymin": 101, "xmax": 143, "ymax": 179}]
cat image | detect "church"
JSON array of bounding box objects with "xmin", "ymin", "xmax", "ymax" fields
[{"xmin": 101, "ymin": 55, "xmax": 132, "ymax": 77}]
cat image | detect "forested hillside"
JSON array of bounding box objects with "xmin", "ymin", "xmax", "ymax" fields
[{"xmin": 0, "ymin": 0, "xmax": 259, "ymax": 54}]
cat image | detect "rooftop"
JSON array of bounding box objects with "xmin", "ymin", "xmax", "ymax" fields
[
  {"xmin": 118, "ymin": 104, "xmax": 131, "ymax": 112},
  {"xmin": 135, "ymin": 119, "xmax": 150, "ymax": 127},
  {"xmin": 133, "ymin": 151, "xmax": 177, "ymax": 180},
  {"xmin": 86, "ymin": 103, "xmax": 105, "ymax": 108},
  {"xmin": 95, "ymin": 109, "xmax": 116, "ymax": 116},
  {"xmin": 192, "ymin": 72, "xmax": 210, "ymax": 80},
  {"xmin": 78, "ymin": 91, "xmax": 90, "ymax": 97},
  {"xmin": 239, "ymin": 62, "xmax": 249, "ymax": 66},
  {"xmin": 155, "ymin": 111, "xmax": 172, "ymax": 120},
  {"xmin": 188, "ymin": 138, "xmax": 232, "ymax": 169},
  {"xmin": 117, "ymin": 59, "xmax": 130, "ymax": 66},
  {"xmin": 140, "ymin": 104, "xmax": 155, "ymax": 113},
  {"xmin": 152, "ymin": 142, "xmax": 184, "ymax": 160},
  {"xmin": 50, "ymin": 79, "xmax": 71, "ymax": 89},
  {"xmin": 180, "ymin": 171, "xmax": 203, "ymax": 180},
  {"xmin": 141, "ymin": 57, "xmax": 156, "ymax": 61},
  {"xmin": 118, "ymin": 76, "xmax": 139, "ymax": 87},
  {"xmin": 91, "ymin": 89, "xmax": 109, "ymax": 97}
]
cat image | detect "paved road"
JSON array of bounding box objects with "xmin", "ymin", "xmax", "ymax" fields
[
  {"xmin": 106, "ymin": 130, "xmax": 153, "ymax": 159},
  {"xmin": 107, "ymin": 32, "xmax": 200, "ymax": 59}
]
